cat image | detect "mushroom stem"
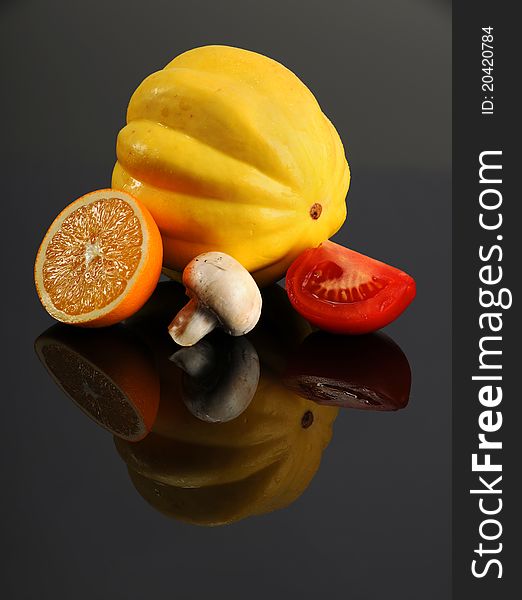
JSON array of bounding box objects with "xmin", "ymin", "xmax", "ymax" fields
[{"xmin": 168, "ymin": 299, "xmax": 218, "ymax": 347}]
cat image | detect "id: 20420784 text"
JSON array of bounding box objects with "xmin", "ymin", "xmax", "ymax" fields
[{"xmin": 481, "ymin": 26, "xmax": 494, "ymax": 115}]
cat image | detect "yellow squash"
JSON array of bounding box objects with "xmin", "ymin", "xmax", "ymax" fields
[{"xmin": 112, "ymin": 45, "xmax": 350, "ymax": 285}]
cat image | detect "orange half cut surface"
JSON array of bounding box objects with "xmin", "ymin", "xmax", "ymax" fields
[{"xmin": 34, "ymin": 189, "xmax": 163, "ymax": 327}]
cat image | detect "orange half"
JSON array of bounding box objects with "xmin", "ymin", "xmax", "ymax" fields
[{"xmin": 34, "ymin": 189, "xmax": 163, "ymax": 327}]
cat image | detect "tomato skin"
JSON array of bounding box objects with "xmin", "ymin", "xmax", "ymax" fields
[{"xmin": 285, "ymin": 242, "xmax": 416, "ymax": 335}]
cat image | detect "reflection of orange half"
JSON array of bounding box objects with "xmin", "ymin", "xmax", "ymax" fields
[
  {"xmin": 35, "ymin": 324, "xmax": 160, "ymax": 441},
  {"xmin": 116, "ymin": 367, "xmax": 338, "ymax": 525}
]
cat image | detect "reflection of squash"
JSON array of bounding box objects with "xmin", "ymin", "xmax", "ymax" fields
[
  {"xmin": 115, "ymin": 365, "xmax": 338, "ymax": 526},
  {"xmin": 112, "ymin": 45, "xmax": 350, "ymax": 286}
]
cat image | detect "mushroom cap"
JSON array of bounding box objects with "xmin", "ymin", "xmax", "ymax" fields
[{"xmin": 183, "ymin": 252, "xmax": 262, "ymax": 335}]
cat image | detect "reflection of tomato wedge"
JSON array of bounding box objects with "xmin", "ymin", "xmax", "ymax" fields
[
  {"xmin": 284, "ymin": 331, "xmax": 411, "ymax": 411},
  {"xmin": 285, "ymin": 241, "xmax": 416, "ymax": 334}
]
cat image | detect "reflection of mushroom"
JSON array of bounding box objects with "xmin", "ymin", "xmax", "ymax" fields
[
  {"xmin": 168, "ymin": 252, "xmax": 262, "ymax": 347},
  {"xmin": 171, "ymin": 334, "xmax": 260, "ymax": 423}
]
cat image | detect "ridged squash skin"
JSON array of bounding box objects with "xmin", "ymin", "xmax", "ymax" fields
[{"xmin": 112, "ymin": 45, "xmax": 350, "ymax": 286}]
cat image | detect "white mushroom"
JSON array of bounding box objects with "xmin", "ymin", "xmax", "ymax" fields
[{"xmin": 168, "ymin": 252, "xmax": 262, "ymax": 347}]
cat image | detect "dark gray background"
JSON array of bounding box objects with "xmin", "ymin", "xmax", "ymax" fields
[{"xmin": 1, "ymin": 1, "xmax": 451, "ymax": 598}]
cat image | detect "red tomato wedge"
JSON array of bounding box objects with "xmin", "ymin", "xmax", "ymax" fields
[{"xmin": 285, "ymin": 241, "xmax": 416, "ymax": 334}]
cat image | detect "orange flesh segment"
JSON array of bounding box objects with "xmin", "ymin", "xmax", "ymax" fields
[
  {"xmin": 302, "ymin": 260, "xmax": 386, "ymax": 304},
  {"xmin": 42, "ymin": 198, "xmax": 143, "ymax": 315}
]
